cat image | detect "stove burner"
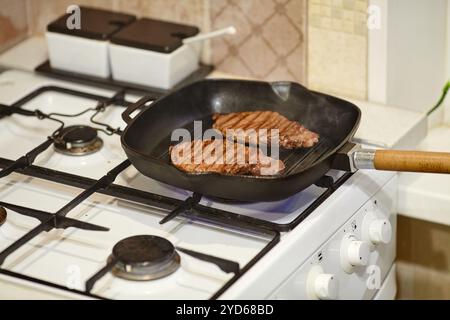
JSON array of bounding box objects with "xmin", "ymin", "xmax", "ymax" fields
[
  {"xmin": 54, "ymin": 125, "xmax": 103, "ymax": 156},
  {"xmin": 205, "ymin": 196, "xmax": 250, "ymax": 204},
  {"xmin": 0, "ymin": 207, "xmax": 6, "ymax": 227},
  {"xmin": 110, "ymin": 235, "xmax": 180, "ymax": 281}
]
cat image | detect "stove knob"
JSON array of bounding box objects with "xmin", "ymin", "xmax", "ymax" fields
[
  {"xmin": 340, "ymin": 235, "xmax": 370, "ymax": 273},
  {"xmin": 369, "ymin": 219, "xmax": 392, "ymax": 244},
  {"xmin": 314, "ymin": 273, "xmax": 339, "ymax": 300},
  {"xmin": 306, "ymin": 266, "xmax": 339, "ymax": 300},
  {"xmin": 346, "ymin": 239, "xmax": 370, "ymax": 266}
]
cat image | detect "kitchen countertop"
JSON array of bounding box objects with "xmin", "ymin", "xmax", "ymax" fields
[
  {"xmin": 2, "ymin": 36, "xmax": 450, "ymax": 226},
  {"xmin": 0, "ymin": 37, "xmax": 48, "ymax": 72},
  {"xmin": 398, "ymin": 125, "xmax": 450, "ymax": 226}
]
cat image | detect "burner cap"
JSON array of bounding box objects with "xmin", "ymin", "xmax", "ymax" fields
[
  {"xmin": 110, "ymin": 235, "xmax": 180, "ymax": 281},
  {"xmin": 0, "ymin": 207, "xmax": 6, "ymax": 227},
  {"xmin": 54, "ymin": 125, "xmax": 103, "ymax": 156}
]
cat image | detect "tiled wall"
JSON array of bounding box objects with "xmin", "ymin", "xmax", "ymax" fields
[
  {"xmin": 308, "ymin": 0, "xmax": 368, "ymax": 99},
  {"xmin": 23, "ymin": 0, "xmax": 307, "ymax": 84},
  {"xmin": 26, "ymin": 0, "xmax": 207, "ymax": 37},
  {"xmin": 0, "ymin": 0, "xmax": 28, "ymax": 53},
  {"xmin": 210, "ymin": 0, "xmax": 307, "ymax": 84},
  {"xmin": 0, "ymin": 0, "xmax": 369, "ymax": 98}
]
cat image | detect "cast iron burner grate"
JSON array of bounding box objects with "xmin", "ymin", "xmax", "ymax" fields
[
  {"xmin": 0, "ymin": 206, "xmax": 6, "ymax": 226},
  {"xmin": 85, "ymin": 234, "xmax": 241, "ymax": 292},
  {"xmin": 0, "ymin": 85, "xmax": 352, "ymax": 300}
]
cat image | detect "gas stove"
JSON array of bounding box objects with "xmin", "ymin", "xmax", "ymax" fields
[{"xmin": 0, "ymin": 70, "xmax": 397, "ymax": 300}]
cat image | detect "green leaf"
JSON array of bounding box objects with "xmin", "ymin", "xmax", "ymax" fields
[{"xmin": 427, "ymin": 81, "xmax": 450, "ymax": 116}]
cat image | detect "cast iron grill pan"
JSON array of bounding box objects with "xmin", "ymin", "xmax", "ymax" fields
[{"xmin": 121, "ymin": 79, "xmax": 361, "ymax": 202}]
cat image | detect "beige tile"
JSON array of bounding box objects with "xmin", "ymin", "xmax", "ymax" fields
[
  {"xmin": 354, "ymin": 11, "xmax": 366, "ymax": 23},
  {"xmin": 210, "ymin": 37, "xmax": 229, "ymax": 65},
  {"xmin": 116, "ymin": 0, "xmax": 205, "ymax": 27},
  {"xmin": 285, "ymin": 45, "xmax": 306, "ymax": 82},
  {"xmin": 309, "ymin": 14, "xmax": 322, "ymax": 28},
  {"xmin": 212, "ymin": 3, "xmax": 253, "ymax": 46},
  {"xmin": 284, "ymin": 0, "xmax": 307, "ymax": 29},
  {"xmin": 209, "ymin": 0, "xmax": 228, "ymax": 20},
  {"xmin": 342, "ymin": 19, "xmax": 353, "ymax": 33},
  {"xmin": 235, "ymin": 0, "xmax": 275, "ymax": 25},
  {"xmin": 354, "ymin": 22, "xmax": 367, "ymax": 36},
  {"xmin": 320, "ymin": 5, "xmax": 332, "ymax": 17},
  {"xmin": 0, "ymin": 0, "xmax": 28, "ymax": 52},
  {"xmin": 342, "ymin": 9, "xmax": 354, "ymax": 21},
  {"xmin": 354, "ymin": 0, "xmax": 367, "ymax": 12},
  {"xmin": 210, "ymin": 0, "xmax": 307, "ymax": 84},
  {"xmin": 210, "ymin": 0, "xmax": 228, "ymax": 20},
  {"xmin": 266, "ymin": 64, "xmax": 297, "ymax": 82},
  {"xmin": 331, "ymin": 18, "xmax": 344, "ymax": 32},
  {"xmin": 217, "ymin": 54, "xmax": 253, "ymax": 78},
  {"xmin": 238, "ymin": 35, "xmax": 277, "ymax": 78},
  {"xmin": 308, "ymin": 27, "xmax": 367, "ymax": 99},
  {"xmin": 307, "ymin": 0, "xmax": 368, "ymax": 98},
  {"xmin": 321, "ymin": 17, "xmax": 332, "ymax": 29},
  {"xmin": 26, "ymin": 0, "xmax": 120, "ymax": 35},
  {"xmin": 342, "ymin": 0, "xmax": 355, "ymax": 10},
  {"xmin": 331, "ymin": 7, "xmax": 343, "ymax": 19},
  {"xmin": 262, "ymin": 12, "xmax": 300, "ymax": 56},
  {"xmin": 310, "ymin": 4, "xmax": 321, "ymax": 16}
]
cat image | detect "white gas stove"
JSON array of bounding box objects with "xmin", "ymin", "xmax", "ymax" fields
[{"xmin": 0, "ymin": 70, "xmax": 397, "ymax": 300}]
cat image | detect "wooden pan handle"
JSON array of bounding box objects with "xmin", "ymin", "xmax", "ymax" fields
[
  {"xmin": 373, "ymin": 150, "xmax": 450, "ymax": 173},
  {"xmin": 354, "ymin": 149, "xmax": 450, "ymax": 173}
]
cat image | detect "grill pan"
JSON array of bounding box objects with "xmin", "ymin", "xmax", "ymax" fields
[{"xmin": 121, "ymin": 79, "xmax": 450, "ymax": 202}]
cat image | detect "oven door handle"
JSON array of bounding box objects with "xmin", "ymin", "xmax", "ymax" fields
[{"xmin": 121, "ymin": 96, "xmax": 158, "ymax": 124}]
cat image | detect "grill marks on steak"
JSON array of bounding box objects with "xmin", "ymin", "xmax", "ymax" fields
[
  {"xmin": 170, "ymin": 140, "xmax": 285, "ymax": 176},
  {"xmin": 212, "ymin": 111, "xmax": 319, "ymax": 149}
]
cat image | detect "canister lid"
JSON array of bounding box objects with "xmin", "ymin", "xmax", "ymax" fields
[
  {"xmin": 47, "ymin": 6, "xmax": 136, "ymax": 40},
  {"xmin": 110, "ymin": 18, "xmax": 200, "ymax": 54}
]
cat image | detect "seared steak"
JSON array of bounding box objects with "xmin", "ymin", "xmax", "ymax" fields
[
  {"xmin": 170, "ymin": 139, "xmax": 285, "ymax": 176},
  {"xmin": 212, "ymin": 111, "xmax": 319, "ymax": 149}
]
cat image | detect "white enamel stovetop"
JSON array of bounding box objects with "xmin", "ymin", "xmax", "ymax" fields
[
  {"xmin": 0, "ymin": 70, "xmax": 397, "ymax": 300},
  {"xmin": 0, "ymin": 70, "xmax": 271, "ymax": 299}
]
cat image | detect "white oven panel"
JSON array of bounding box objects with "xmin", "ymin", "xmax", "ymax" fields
[{"xmin": 271, "ymin": 177, "xmax": 397, "ymax": 300}]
